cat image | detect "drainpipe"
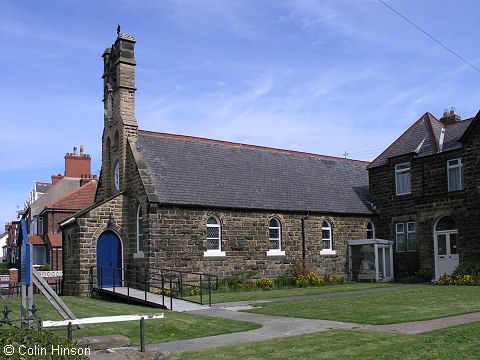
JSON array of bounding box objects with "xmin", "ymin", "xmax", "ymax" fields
[{"xmin": 301, "ymin": 212, "xmax": 310, "ymax": 262}]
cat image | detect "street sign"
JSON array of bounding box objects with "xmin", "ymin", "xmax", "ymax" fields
[{"xmin": 19, "ymin": 219, "xmax": 30, "ymax": 285}]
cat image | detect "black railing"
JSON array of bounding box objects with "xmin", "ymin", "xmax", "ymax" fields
[
  {"xmin": 91, "ymin": 265, "xmax": 218, "ymax": 310},
  {"xmin": 0, "ymin": 284, "xmax": 21, "ymax": 298},
  {"xmin": 0, "ymin": 305, "xmax": 42, "ymax": 330}
]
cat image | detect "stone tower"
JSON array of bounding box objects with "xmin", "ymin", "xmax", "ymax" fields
[{"xmin": 98, "ymin": 31, "xmax": 138, "ymax": 200}]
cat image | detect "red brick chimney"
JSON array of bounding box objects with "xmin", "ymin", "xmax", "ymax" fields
[
  {"xmin": 64, "ymin": 145, "xmax": 92, "ymax": 178},
  {"xmin": 51, "ymin": 174, "xmax": 63, "ymax": 184}
]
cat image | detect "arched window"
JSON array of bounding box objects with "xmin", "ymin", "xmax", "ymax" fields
[
  {"xmin": 114, "ymin": 161, "xmax": 120, "ymax": 190},
  {"xmin": 269, "ymin": 218, "xmax": 281, "ymax": 250},
  {"xmin": 136, "ymin": 205, "xmax": 143, "ymax": 253},
  {"xmin": 205, "ymin": 216, "xmax": 224, "ymax": 256},
  {"xmin": 367, "ymin": 222, "xmax": 375, "ymax": 239},
  {"xmin": 322, "ymin": 220, "xmax": 332, "ymax": 251},
  {"xmin": 435, "ymin": 216, "xmax": 457, "ymax": 232}
]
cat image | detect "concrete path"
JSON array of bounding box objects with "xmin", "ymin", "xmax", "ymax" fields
[
  {"xmin": 146, "ymin": 308, "xmax": 363, "ymax": 354},
  {"xmin": 364, "ymin": 312, "xmax": 480, "ymax": 334}
]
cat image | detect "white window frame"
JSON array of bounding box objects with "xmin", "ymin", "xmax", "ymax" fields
[
  {"xmin": 395, "ymin": 162, "xmax": 411, "ymax": 195},
  {"xmin": 367, "ymin": 222, "xmax": 375, "ymax": 239},
  {"xmin": 320, "ymin": 220, "xmax": 336, "ymax": 255},
  {"xmin": 114, "ymin": 161, "xmax": 120, "ymax": 190},
  {"xmin": 407, "ymin": 222, "xmax": 416, "ymax": 252},
  {"xmin": 396, "ymin": 222, "xmax": 416, "ymax": 252},
  {"xmin": 133, "ymin": 204, "xmax": 144, "ymax": 258},
  {"xmin": 267, "ymin": 218, "xmax": 285, "ymax": 256},
  {"xmin": 204, "ymin": 216, "xmax": 225, "ymax": 257},
  {"xmin": 395, "ymin": 223, "xmax": 405, "ymax": 252},
  {"xmin": 447, "ymin": 158, "xmax": 463, "ymax": 192}
]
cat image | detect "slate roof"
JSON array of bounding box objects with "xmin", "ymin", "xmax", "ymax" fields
[
  {"xmin": 46, "ymin": 180, "xmax": 97, "ymax": 210},
  {"xmin": 136, "ymin": 131, "xmax": 373, "ymax": 215},
  {"xmin": 35, "ymin": 182, "xmax": 53, "ymax": 194},
  {"xmin": 369, "ymin": 113, "xmax": 473, "ymax": 169}
]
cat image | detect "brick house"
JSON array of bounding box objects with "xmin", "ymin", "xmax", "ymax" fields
[
  {"xmin": 368, "ymin": 109, "xmax": 480, "ymax": 279},
  {"xmin": 60, "ymin": 32, "xmax": 377, "ymax": 296}
]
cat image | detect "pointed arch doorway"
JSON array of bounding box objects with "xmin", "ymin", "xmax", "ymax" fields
[
  {"xmin": 434, "ymin": 216, "xmax": 459, "ymax": 279},
  {"xmin": 97, "ymin": 230, "xmax": 123, "ymax": 287}
]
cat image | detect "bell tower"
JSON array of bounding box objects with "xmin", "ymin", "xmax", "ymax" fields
[{"xmin": 98, "ymin": 28, "xmax": 138, "ymax": 201}]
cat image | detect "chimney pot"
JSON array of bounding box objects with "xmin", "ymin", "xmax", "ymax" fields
[{"xmin": 80, "ymin": 145, "xmax": 84, "ymax": 156}]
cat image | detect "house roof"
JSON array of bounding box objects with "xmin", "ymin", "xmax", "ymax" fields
[
  {"xmin": 46, "ymin": 180, "xmax": 97, "ymax": 210},
  {"xmin": 46, "ymin": 233, "xmax": 62, "ymax": 247},
  {"xmin": 28, "ymin": 235, "xmax": 45, "ymax": 245},
  {"xmin": 136, "ymin": 131, "xmax": 373, "ymax": 215},
  {"xmin": 368, "ymin": 112, "xmax": 473, "ymax": 169}
]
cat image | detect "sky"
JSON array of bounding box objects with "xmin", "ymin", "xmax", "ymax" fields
[{"xmin": 1, "ymin": 0, "xmax": 480, "ymax": 225}]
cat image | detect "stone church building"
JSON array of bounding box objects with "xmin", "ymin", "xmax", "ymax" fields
[{"xmin": 61, "ymin": 32, "xmax": 480, "ymax": 296}]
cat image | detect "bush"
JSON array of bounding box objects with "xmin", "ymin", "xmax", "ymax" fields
[
  {"xmin": 274, "ymin": 273, "xmax": 295, "ymax": 288},
  {"xmin": 0, "ymin": 262, "xmax": 9, "ymax": 275},
  {"xmin": 0, "ymin": 328, "xmax": 89, "ymax": 359},
  {"xmin": 396, "ymin": 269, "xmax": 432, "ymax": 283},
  {"xmin": 218, "ymin": 271, "xmax": 255, "ymax": 291},
  {"xmin": 256, "ymin": 277, "xmax": 274, "ymax": 290},
  {"xmin": 291, "ymin": 259, "xmax": 312, "ymax": 277},
  {"xmin": 40, "ymin": 263, "xmax": 53, "ymax": 271},
  {"xmin": 452, "ymin": 262, "xmax": 480, "ymax": 277},
  {"xmin": 434, "ymin": 274, "xmax": 480, "ymax": 286}
]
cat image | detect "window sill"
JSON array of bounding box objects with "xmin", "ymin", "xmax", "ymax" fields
[
  {"xmin": 204, "ymin": 250, "xmax": 226, "ymax": 257},
  {"xmin": 133, "ymin": 251, "xmax": 144, "ymax": 259},
  {"xmin": 320, "ymin": 249, "xmax": 336, "ymax": 255},
  {"xmin": 396, "ymin": 192, "xmax": 412, "ymax": 196},
  {"xmin": 267, "ymin": 249, "xmax": 285, "ymax": 256}
]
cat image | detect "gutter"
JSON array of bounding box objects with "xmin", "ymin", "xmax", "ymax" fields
[{"xmin": 59, "ymin": 217, "xmax": 76, "ymax": 227}]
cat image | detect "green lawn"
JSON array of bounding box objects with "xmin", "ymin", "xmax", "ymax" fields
[
  {"xmin": 245, "ymin": 286, "xmax": 480, "ymax": 324},
  {"xmin": 186, "ymin": 282, "xmax": 402, "ymax": 303},
  {"xmin": 165, "ymin": 322, "xmax": 480, "ymax": 360},
  {"xmin": 1, "ymin": 296, "xmax": 259, "ymax": 346}
]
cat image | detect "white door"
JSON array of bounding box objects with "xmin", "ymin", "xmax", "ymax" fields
[{"xmin": 436, "ymin": 232, "xmax": 459, "ymax": 277}]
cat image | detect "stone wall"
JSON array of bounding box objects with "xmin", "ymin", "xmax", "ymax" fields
[{"xmin": 369, "ymin": 145, "xmax": 475, "ymax": 276}]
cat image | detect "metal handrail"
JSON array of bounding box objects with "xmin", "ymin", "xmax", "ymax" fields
[{"xmin": 91, "ymin": 265, "xmax": 217, "ymax": 309}]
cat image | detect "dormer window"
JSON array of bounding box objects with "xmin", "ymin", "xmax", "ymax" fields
[
  {"xmin": 395, "ymin": 162, "xmax": 411, "ymax": 195},
  {"xmin": 447, "ymin": 158, "xmax": 463, "ymax": 192}
]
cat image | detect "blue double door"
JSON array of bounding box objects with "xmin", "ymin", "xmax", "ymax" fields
[{"xmin": 97, "ymin": 230, "xmax": 122, "ymax": 287}]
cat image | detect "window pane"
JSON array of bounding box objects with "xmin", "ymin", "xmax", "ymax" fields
[
  {"xmin": 407, "ymin": 232, "xmax": 416, "ymax": 251},
  {"xmin": 322, "ymin": 229, "xmax": 330, "ymax": 240},
  {"xmin": 367, "ymin": 229, "xmax": 374, "ymax": 239},
  {"xmin": 269, "ymin": 228, "xmax": 279, "ymax": 239},
  {"xmin": 323, "ymin": 239, "xmax": 331, "ymax": 250},
  {"xmin": 207, "ymin": 239, "xmax": 219, "ymax": 250},
  {"xmin": 269, "ymin": 219, "xmax": 279, "ymax": 227},
  {"xmin": 322, "ymin": 221, "xmax": 329, "ymax": 228},
  {"xmin": 450, "ymin": 233, "xmax": 457, "ymax": 255},
  {"xmin": 270, "ymin": 239, "xmax": 280, "ymax": 250},
  {"xmin": 138, "ymin": 235, "xmax": 143, "ymax": 252},
  {"xmin": 396, "ymin": 223, "xmax": 404, "ymax": 233},
  {"xmin": 448, "ymin": 166, "xmax": 462, "ymax": 191},
  {"xmin": 436, "ymin": 217, "xmax": 456, "ymax": 231},
  {"xmin": 396, "ymin": 233, "xmax": 405, "ymax": 252},
  {"xmin": 437, "ymin": 234, "xmax": 447, "ymax": 255},
  {"xmin": 207, "ymin": 217, "xmax": 218, "ymax": 225},
  {"xmin": 407, "ymin": 222, "xmax": 415, "ymax": 232},
  {"xmin": 207, "ymin": 227, "xmax": 219, "ymax": 238},
  {"xmin": 396, "ymin": 172, "xmax": 411, "ymax": 194}
]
